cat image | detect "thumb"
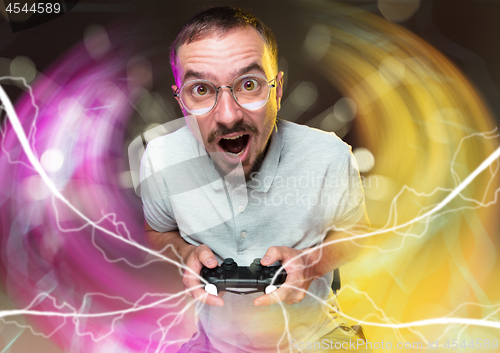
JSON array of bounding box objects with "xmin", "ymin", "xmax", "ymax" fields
[
  {"xmin": 197, "ymin": 245, "xmax": 218, "ymax": 268},
  {"xmin": 261, "ymin": 246, "xmax": 281, "ymax": 266}
]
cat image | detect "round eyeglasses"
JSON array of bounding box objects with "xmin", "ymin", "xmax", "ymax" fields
[{"xmin": 174, "ymin": 74, "xmax": 276, "ymax": 115}]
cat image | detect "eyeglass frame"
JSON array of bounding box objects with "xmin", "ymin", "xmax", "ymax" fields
[{"xmin": 173, "ymin": 74, "xmax": 277, "ymax": 115}]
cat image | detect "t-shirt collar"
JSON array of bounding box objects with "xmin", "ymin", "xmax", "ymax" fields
[{"xmin": 246, "ymin": 120, "xmax": 284, "ymax": 192}]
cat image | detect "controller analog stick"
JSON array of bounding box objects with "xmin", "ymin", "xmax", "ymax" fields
[
  {"xmin": 250, "ymin": 258, "xmax": 263, "ymax": 271},
  {"xmin": 223, "ymin": 258, "xmax": 237, "ymax": 270}
]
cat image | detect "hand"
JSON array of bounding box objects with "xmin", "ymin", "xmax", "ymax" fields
[
  {"xmin": 182, "ymin": 244, "xmax": 225, "ymax": 306},
  {"xmin": 253, "ymin": 246, "xmax": 316, "ymax": 306}
]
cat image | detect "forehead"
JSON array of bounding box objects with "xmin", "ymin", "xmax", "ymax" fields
[{"xmin": 176, "ymin": 27, "xmax": 273, "ymax": 84}]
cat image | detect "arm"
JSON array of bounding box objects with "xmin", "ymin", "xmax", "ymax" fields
[
  {"xmin": 302, "ymin": 228, "xmax": 364, "ymax": 280},
  {"xmin": 144, "ymin": 221, "xmax": 193, "ymax": 262},
  {"xmin": 144, "ymin": 221, "xmax": 224, "ymax": 306}
]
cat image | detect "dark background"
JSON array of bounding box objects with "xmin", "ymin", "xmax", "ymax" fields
[
  {"xmin": 0, "ymin": 0, "xmax": 499, "ymax": 351},
  {"xmin": 1, "ymin": 0, "xmax": 500, "ymax": 145}
]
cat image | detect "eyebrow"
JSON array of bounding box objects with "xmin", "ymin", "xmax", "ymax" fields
[
  {"xmin": 182, "ymin": 62, "xmax": 267, "ymax": 83},
  {"xmin": 235, "ymin": 63, "xmax": 266, "ymax": 77},
  {"xmin": 183, "ymin": 70, "xmax": 210, "ymax": 82}
]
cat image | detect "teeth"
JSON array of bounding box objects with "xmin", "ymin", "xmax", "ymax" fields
[{"xmin": 222, "ymin": 134, "xmax": 244, "ymax": 140}]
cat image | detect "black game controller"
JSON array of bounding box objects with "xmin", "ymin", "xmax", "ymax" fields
[{"xmin": 201, "ymin": 258, "xmax": 287, "ymax": 295}]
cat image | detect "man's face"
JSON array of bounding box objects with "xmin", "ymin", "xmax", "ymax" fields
[{"xmin": 172, "ymin": 27, "xmax": 283, "ymax": 180}]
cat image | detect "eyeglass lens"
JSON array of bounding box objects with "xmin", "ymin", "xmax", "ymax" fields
[{"xmin": 179, "ymin": 75, "xmax": 272, "ymax": 115}]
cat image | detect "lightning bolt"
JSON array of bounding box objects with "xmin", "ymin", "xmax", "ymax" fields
[
  {"xmin": 0, "ymin": 83, "xmax": 205, "ymax": 278},
  {"xmin": 0, "ymin": 82, "xmax": 210, "ymax": 350},
  {"xmin": 0, "ymin": 77, "xmax": 40, "ymax": 171},
  {"xmin": 1, "ymin": 78, "xmax": 500, "ymax": 352},
  {"xmin": 264, "ymin": 130, "xmax": 500, "ymax": 350},
  {"xmin": 0, "ymin": 289, "xmax": 203, "ymax": 346},
  {"xmin": 269, "ymin": 284, "xmax": 500, "ymax": 352}
]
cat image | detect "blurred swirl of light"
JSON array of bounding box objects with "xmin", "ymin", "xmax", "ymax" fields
[
  {"xmin": 0, "ymin": 26, "xmax": 193, "ymax": 352},
  {"xmin": 10, "ymin": 56, "xmax": 37, "ymax": 84},
  {"xmin": 0, "ymin": 2, "xmax": 499, "ymax": 352},
  {"xmin": 301, "ymin": 1, "xmax": 500, "ymax": 346}
]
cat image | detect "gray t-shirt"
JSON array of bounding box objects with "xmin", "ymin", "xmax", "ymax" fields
[{"xmin": 140, "ymin": 119, "xmax": 365, "ymax": 352}]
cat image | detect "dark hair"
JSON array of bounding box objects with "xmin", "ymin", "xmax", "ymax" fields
[{"xmin": 170, "ymin": 6, "xmax": 278, "ymax": 82}]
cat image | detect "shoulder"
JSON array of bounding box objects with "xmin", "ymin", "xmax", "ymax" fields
[
  {"xmin": 144, "ymin": 125, "xmax": 199, "ymax": 168},
  {"xmin": 147, "ymin": 125, "xmax": 193, "ymax": 149},
  {"xmin": 278, "ymin": 120, "xmax": 352, "ymax": 162}
]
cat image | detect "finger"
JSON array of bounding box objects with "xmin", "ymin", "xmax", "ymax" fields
[
  {"xmin": 183, "ymin": 267, "xmax": 207, "ymax": 295},
  {"xmin": 261, "ymin": 246, "xmax": 282, "ymax": 266},
  {"xmin": 183, "ymin": 282, "xmax": 203, "ymax": 297},
  {"xmin": 184, "ymin": 271, "xmax": 202, "ymax": 287},
  {"xmin": 283, "ymin": 289, "xmax": 307, "ymax": 305},
  {"xmin": 183, "ymin": 279, "xmax": 198, "ymax": 299},
  {"xmin": 196, "ymin": 245, "xmax": 218, "ymax": 268},
  {"xmin": 191, "ymin": 287, "xmax": 225, "ymax": 306},
  {"xmin": 183, "ymin": 275, "xmax": 225, "ymax": 306},
  {"xmin": 253, "ymin": 286, "xmax": 292, "ymax": 306}
]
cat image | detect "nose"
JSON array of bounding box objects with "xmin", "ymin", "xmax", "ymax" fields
[{"xmin": 213, "ymin": 86, "xmax": 243, "ymax": 128}]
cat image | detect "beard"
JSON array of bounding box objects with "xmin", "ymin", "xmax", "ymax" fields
[{"xmin": 208, "ymin": 120, "xmax": 275, "ymax": 182}]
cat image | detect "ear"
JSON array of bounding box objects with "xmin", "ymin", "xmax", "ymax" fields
[
  {"xmin": 275, "ymin": 71, "xmax": 284, "ymax": 111},
  {"xmin": 172, "ymin": 85, "xmax": 185, "ymax": 114}
]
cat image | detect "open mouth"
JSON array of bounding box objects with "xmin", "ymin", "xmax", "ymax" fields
[{"xmin": 218, "ymin": 134, "xmax": 250, "ymax": 157}]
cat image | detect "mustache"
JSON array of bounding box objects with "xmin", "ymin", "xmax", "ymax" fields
[{"xmin": 207, "ymin": 121, "xmax": 259, "ymax": 143}]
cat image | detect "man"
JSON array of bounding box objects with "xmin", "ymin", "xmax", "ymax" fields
[{"xmin": 140, "ymin": 6, "xmax": 368, "ymax": 353}]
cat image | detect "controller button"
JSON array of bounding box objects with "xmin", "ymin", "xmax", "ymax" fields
[
  {"xmin": 259, "ymin": 275, "xmax": 264, "ymax": 280},
  {"xmin": 219, "ymin": 275, "xmax": 224, "ymax": 279},
  {"xmin": 217, "ymin": 267, "xmax": 223, "ymax": 273},
  {"xmin": 270, "ymin": 272, "xmax": 275, "ymax": 277},
  {"xmin": 263, "ymin": 268, "xmax": 270, "ymax": 274}
]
